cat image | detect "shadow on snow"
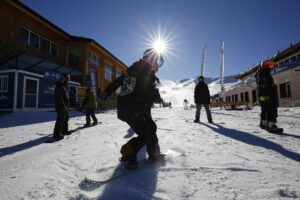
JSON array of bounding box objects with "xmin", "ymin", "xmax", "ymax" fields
[
  {"xmin": 79, "ymin": 147, "xmax": 158, "ymax": 200},
  {"xmin": 202, "ymin": 123, "xmax": 300, "ymax": 163},
  {"xmin": 0, "ymin": 111, "xmax": 86, "ymax": 129}
]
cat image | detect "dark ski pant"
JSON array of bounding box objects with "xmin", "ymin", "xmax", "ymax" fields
[
  {"xmin": 53, "ymin": 110, "xmax": 69, "ymax": 139},
  {"xmin": 85, "ymin": 107, "xmax": 97, "ymax": 124},
  {"xmin": 195, "ymin": 104, "xmax": 212, "ymax": 120},
  {"xmin": 260, "ymin": 102, "xmax": 278, "ymax": 123},
  {"xmin": 120, "ymin": 110, "xmax": 160, "ymax": 158}
]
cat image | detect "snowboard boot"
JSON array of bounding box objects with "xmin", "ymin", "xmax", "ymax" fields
[
  {"xmin": 266, "ymin": 122, "xmax": 283, "ymax": 133},
  {"xmin": 194, "ymin": 117, "xmax": 200, "ymax": 123},
  {"xmin": 120, "ymin": 143, "xmax": 134, "ymax": 157},
  {"xmin": 208, "ymin": 118, "xmax": 213, "ymax": 123},
  {"xmin": 84, "ymin": 122, "xmax": 91, "ymax": 127},
  {"xmin": 259, "ymin": 120, "xmax": 267, "ymax": 130},
  {"xmin": 120, "ymin": 144, "xmax": 137, "ymax": 170},
  {"xmin": 92, "ymin": 119, "xmax": 98, "ymax": 126},
  {"xmin": 53, "ymin": 135, "xmax": 64, "ymax": 142},
  {"xmin": 148, "ymin": 153, "xmax": 166, "ymax": 164}
]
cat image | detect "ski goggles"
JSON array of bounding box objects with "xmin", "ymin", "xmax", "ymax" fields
[{"xmin": 155, "ymin": 57, "xmax": 164, "ymax": 68}]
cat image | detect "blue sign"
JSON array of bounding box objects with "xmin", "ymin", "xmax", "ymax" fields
[
  {"xmin": 87, "ymin": 64, "xmax": 97, "ymax": 96},
  {"xmin": 272, "ymin": 60, "xmax": 300, "ymax": 75},
  {"xmin": 44, "ymin": 71, "xmax": 60, "ymax": 81}
]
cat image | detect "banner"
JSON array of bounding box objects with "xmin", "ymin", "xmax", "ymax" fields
[
  {"xmin": 44, "ymin": 71, "xmax": 60, "ymax": 81},
  {"xmin": 87, "ymin": 64, "xmax": 98, "ymax": 96}
]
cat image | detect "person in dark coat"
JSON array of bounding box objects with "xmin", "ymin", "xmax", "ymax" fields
[
  {"xmin": 194, "ymin": 76, "xmax": 213, "ymax": 123},
  {"xmin": 103, "ymin": 48, "xmax": 165, "ymax": 168},
  {"xmin": 81, "ymin": 86, "xmax": 98, "ymax": 126},
  {"xmin": 255, "ymin": 60, "xmax": 283, "ymax": 133},
  {"xmin": 53, "ymin": 74, "xmax": 70, "ymax": 141}
]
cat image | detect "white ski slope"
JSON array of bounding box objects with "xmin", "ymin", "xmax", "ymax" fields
[
  {"xmin": 0, "ymin": 79, "xmax": 300, "ymax": 200},
  {"xmin": 158, "ymin": 78, "xmax": 238, "ymax": 107}
]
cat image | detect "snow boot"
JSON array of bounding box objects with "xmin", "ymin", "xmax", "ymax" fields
[
  {"xmin": 53, "ymin": 135, "xmax": 64, "ymax": 142},
  {"xmin": 92, "ymin": 119, "xmax": 98, "ymax": 126},
  {"xmin": 120, "ymin": 155, "xmax": 138, "ymax": 170},
  {"xmin": 148, "ymin": 153, "xmax": 166, "ymax": 164},
  {"xmin": 84, "ymin": 122, "xmax": 91, "ymax": 127},
  {"xmin": 259, "ymin": 120, "xmax": 267, "ymax": 130},
  {"xmin": 194, "ymin": 117, "xmax": 200, "ymax": 123},
  {"xmin": 120, "ymin": 143, "xmax": 134, "ymax": 157},
  {"xmin": 267, "ymin": 122, "xmax": 283, "ymax": 133}
]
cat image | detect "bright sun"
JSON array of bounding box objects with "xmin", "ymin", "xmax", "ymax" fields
[{"xmin": 152, "ymin": 39, "xmax": 167, "ymax": 54}]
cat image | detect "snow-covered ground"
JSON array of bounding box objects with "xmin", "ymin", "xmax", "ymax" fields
[
  {"xmin": 1, "ymin": 106, "xmax": 300, "ymax": 200},
  {"xmin": 1, "ymin": 77, "xmax": 300, "ymax": 200}
]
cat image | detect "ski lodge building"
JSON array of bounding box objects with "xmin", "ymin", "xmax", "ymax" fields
[
  {"xmin": 0, "ymin": 0, "xmax": 127, "ymax": 112},
  {"xmin": 212, "ymin": 41, "xmax": 300, "ymax": 108}
]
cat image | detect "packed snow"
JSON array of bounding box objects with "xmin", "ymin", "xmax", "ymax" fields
[{"xmin": 1, "ymin": 80, "xmax": 300, "ymax": 200}]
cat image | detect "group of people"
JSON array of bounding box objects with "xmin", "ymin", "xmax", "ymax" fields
[
  {"xmin": 52, "ymin": 48, "xmax": 282, "ymax": 168},
  {"xmin": 53, "ymin": 76, "xmax": 98, "ymax": 141}
]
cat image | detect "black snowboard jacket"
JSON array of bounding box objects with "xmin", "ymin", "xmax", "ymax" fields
[
  {"xmin": 194, "ymin": 81, "xmax": 211, "ymax": 105},
  {"xmin": 104, "ymin": 59, "xmax": 161, "ymax": 120},
  {"xmin": 255, "ymin": 68, "xmax": 278, "ymax": 107},
  {"xmin": 54, "ymin": 81, "xmax": 69, "ymax": 112}
]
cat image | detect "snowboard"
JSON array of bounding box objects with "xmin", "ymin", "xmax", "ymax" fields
[
  {"xmin": 79, "ymin": 149, "xmax": 186, "ymax": 191},
  {"xmin": 79, "ymin": 160, "xmax": 154, "ymax": 191},
  {"xmin": 76, "ymin": 121, "xmax": 102, "ymax": 128}
]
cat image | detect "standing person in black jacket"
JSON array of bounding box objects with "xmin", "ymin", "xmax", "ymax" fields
[
  {"xmin": 256, "ymin": 60, "xmax": 283, "ymax": 133},
  {"xmin": 103, "ymin": 48, "xmax": 165, "ymax": 169},
  {"xmin": 53, "ymin": 74, "xmax": 70, "ymax": 141},
  {"xmin": 194, "ymin": 76, "xmax": 213, "ymax": 123}
]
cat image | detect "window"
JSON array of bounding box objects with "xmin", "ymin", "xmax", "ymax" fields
[
  {"xmin": 291, "ymin": 56, "xmax": 297, "ymax": 62},
  {"xmin": 116, "ymin": 68, "xmax": 122, "ymax": 77},
  {"xmin": 104, "ymin": 63, "xmax": 112, "ymax": 81},
  {"xmin": 40, "ymin": 38, "xmax": 58, "ymax": 56},
  {"xmin": 297, "ymin": 53, "xmax": 300, "ymax": 60},
  {"xmin": 279, "ymin": 82, "xmax": 291, "ymax": 98},
  {"xmin": 0, "ymin": 76, "xmax": 8, "ymax": 92},
  {"xmin": 68, "ymin": 46, "xmax": 81, "ymax": 65},
  {"xmin": 279, "ymin": 61, "xmax": 284, "ymax": 66},
  {"xmin": 25, "ymin": 79, "xmax": 37, "ymax": 95},
  {"xmin": 240, "ymin": 93, "xmax": 244, "ymax": 101},
  {"xmin": 88, "ymin": 52, "xmax": 101, "ymax": 65},
  {"xmin": 20, "ymin": 28, "xmax": 29, "ymax": 45},
  {"xmin": 20, "ymin": 27, "xmax": 40, "ymax": 48},
  {"xmin": 284, "ymin": 59, "xmax": 289, "ymax": 64},
  {"xmin": 50, "ymin": 43, "xmax": 58, "ymax": 56},
  {"xmin": 29, "ymin": 32, "xmax": 39, "ymax": 48},
  {"xmin": 245, "ymin": 91, "xmax": 249, "ymax": 102},
  {"xmin": 41, "ymin": 38, "xmax": 50, "ymax": 53},
  {"xmin": 252, "ymin": 89, "xmax": 257, "ymax": 103},
  {"xmin": 235, "ymin": 94, "xmax": 238, "ymax": 102},
  {"xmin": 226, "ymin": 96, "xmax": 231, "ymax": 102}
]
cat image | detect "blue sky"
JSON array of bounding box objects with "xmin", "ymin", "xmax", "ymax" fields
[{"xmin": 21, "ymin": 0, "xmax": 300, "ymax": 81}]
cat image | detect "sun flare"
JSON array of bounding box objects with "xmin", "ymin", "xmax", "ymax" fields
[{"xmin": 152, "ymin": 39, "xmax": 167, "ymax": 54}]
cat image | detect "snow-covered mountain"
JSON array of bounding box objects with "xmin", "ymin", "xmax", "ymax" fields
[{"xmin": 158, "ymin": 75, "xmax": 239, "ymax": 107}]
